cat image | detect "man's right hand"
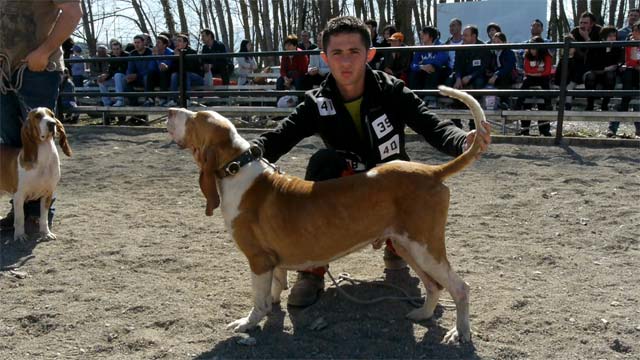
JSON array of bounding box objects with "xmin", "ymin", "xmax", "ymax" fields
[
  {"xmin": 126, "ymin": 73, "xmax": 137, "ymax": 82},
  {"xmin": 453, "ymin": 78, "xmax": 463, "ymax": 89},
  {"xmin": 23, "ymin": 47, "xmax": 51, "ymax": 72}
]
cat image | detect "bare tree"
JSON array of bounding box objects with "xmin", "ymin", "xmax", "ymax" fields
[
  {"xmin": 213, "ymin": 0, "xmax": 229, "ymax": 47},
  {"xmin": 576, "ymin": 0, "xmax": 587, "ymax": 18},
  {"xmin": 176, "ymin": 0, "xmax": 189, "ymax": 33},
  {"xmin": 80, "ymin": 0, "xmax": 98, "ymax": 55},
  {"xmin": 238, "ymin": 0, "xmax": 251, "ymax": 40},
  {"xmin": 608, "ymin": 0, "xmax": 618, "ymax": 26},
  {"xmin": 261, "ymin": 0, "xmax": 274, "ymax": 53},
  {"xmin": 159, "ymin": 0, "xmax": 177, "ymax": 35},
  {"xmin": 616, "ymin": 0, "xmax": 626, "ymax": 28},
  {"xmin": 224, "ymin": 0, "xmax": 234, "ymax": 49},
  {"xmin": 130, "ymin": 0, "xmax": 150, "ymax": 34},
  {"xmin": 590, "ymin": 0, "xmax": 603, "ymax": 24},
  {"xmin": 200, "ymin": 0, "xmax": 211, "ymax": 29}
]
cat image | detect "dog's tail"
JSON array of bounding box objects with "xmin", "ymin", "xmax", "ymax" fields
[{"xmin": 433, "ymin": 86, "xmax": 488, "ymax": 180}]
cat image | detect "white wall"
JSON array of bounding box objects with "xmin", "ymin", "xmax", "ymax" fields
[{"xmin": 436, "ymin": 0, "xmax": 549, "ymax": 43}]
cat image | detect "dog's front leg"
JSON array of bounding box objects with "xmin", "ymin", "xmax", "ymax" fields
[
  {"xmin": 228, "ymin": 269, "xmax": 273, "ymax": 332},
  {"xmin": 38, "ymin": 196, "xmax": 56, "ymax": 241},
  {"xmin": 12, "ymin": 194, "xmax": 27, "ymax": 242}
]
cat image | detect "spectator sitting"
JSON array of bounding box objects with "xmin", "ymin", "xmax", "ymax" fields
[
  {"xmin": 409, "ymin": 26, "xmax": 450, "ymax": 107},
  {"xmin": 89, "ymin": 45, "xmax": 110, "ymax": 84},
  {"xmin": 62, "ymin": 37, "xmax": 75, "ymax": 69},
  {"xmin": 70, "ymin": 45, "xmax": 86, "ymax": 87},
  {"xmin": 97, "ymin": 40, "xmax": 129, "ymax": 107},
  {"xmin": 365, "ymin": 19, "xmax": 385, "ymax": 69},
  {"xmin": 446, "ymin": 24, "xmax": 492, "ymax": 129},
  {"xmin": 618, "ymin": 8, "xmax": 640, "ymax": 40},
  {"xmin": 236, "ymin": 39, "xmax": 258, "ymax": 86},
  {"xmin": 486, "ymin": 32, "xmax": 516, "ymax": 109},
  {"xmin": 485, "ymin": 23, "xmax": 502, "ymax": 43},
  {"xmin": 609, "ymin": 21, "xmax": 640, "ymax": 138},
  {"xmin": 378, "ymin": 24, "xmax": 397, "ymax": 67},
  {"xmin": 143, "ymin": 33, "xmax": 153, "ymax": 48},
  {"xmin": 444, "ymin": 18, "xmax": 464, "ymax": 70},
  {"xmin": 145, "ymin": 34, "xmax": 174, "ymax": 106},
  {"xmin": 200, "ymin": 29, "xmax": 233, "ymax": 85},
  {"xmin": 565, "ymin": 11, "xmax": 602, "ymax": 109},
  {"xmin": 276, "ymin": 34, "xmax": 309, "ymax": 91},
  {"xmin": 515, "ymin": 36, "xmax": 553, "ymax": 136},
  {"xmin": 382, "ymin": 32, "xmax": 411, "ymax": 82},
  {"xmin": 159, "ymin": 31, "xmax": 176, "ymax": 50},
  {"xmin": 303, "ymin": 31, "xmax": 330, "ymax": 90},
  {"xmin": 584, "ymin": 26, "xmax": 623, "ymax": 111},
  {"xmin": 166, "ymin": 33, "xmax": 204, "ymax": 107},
  {"xmin": 122, "ymin": 34, "xmax": 152, "ymax": 106},
  {"xmin": 298, "ymin": 30, "xmax": 318, "ymax": 50},
  {"xmin": 516, "ymin": 19, "xmax": 555, "ymax": 78}
]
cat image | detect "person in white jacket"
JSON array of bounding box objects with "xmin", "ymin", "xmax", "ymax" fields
[
  {"xmin": 236, "ymin": 39, "xmax": 257, "ymax": 85},
  {"xmin": 303, "ymin": 32, "xmax": 330, "ymax": 89}
]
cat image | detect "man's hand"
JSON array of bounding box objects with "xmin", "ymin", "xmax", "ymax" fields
[
  {"xmin": 126, "ymin": 73, "xmax": 137, "ymax": 82},
  {"xmin": 461, "ymin": 75, "xmax": 472, "ymax": 86},
  {"xmin": 453, "ymin": 78, "xmax": 463, "ymax": 89},
  {"xmin": 308, "ymin": 67, "xmax": 319, "ymax": 75},
  {"xmin": 488, "ymin": 74, "xmax": 497, "ymax": 86},
  {"xmin": 23, "ymin": 47, "xmax": 51, "ymax": 72},
  {"xmin": 159, "ymin": 63, "xmax": 169, "ymax": 72},
  {"xmin": 420, "ymin": 64, "xmax": 435, "ymax": 73},
  {"xmin": 462, "ymin": 120, "xmax": 491, "ymax": 156}
]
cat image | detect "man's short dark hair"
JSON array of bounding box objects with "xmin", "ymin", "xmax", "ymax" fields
[
  {"xmin": 421, "ymin": 26, "xmax": 439, "ymax": 41},
  {"xmin": 580, "ymin": 11, "xmax": 597, "ymax": 23},
  {"xmin": 632, "ymin": 20, "xmax": 640, "ymax": 32},
  {"xmin": 532, "ymin": 19, "xmax": 544, "ymax": 28},
  {"xmin": 322, "ymin": 16, "xmax": 372, "ymax": 50},
  {"xmin": 629, "ymin": 8, "xmax": 640, "ymax": 15},
  {"xmin": 176, "ymin": 33, "xmax": 189, "ymax": 44},
  {"xmin": 200, "ymin": 29, "xmax": 214, "ymax": 38},
  {"xmin": 486, "ymin": 23, "xmax": 501, "ymax": 35},
  {"xmin": 133, "ymin": 34, "xmax": 145, "ymax": 42},
  {"xmin": 284, "ymin": 34, "xmax": 298, "ymax": 47},
  {"xmin": 382, "ymin": 24, "xmax": 397, "ymax": 36},
  {"xmin": 110, "ymin": 40, "xmax": 122, "ymax": 48},
  {"xmin": 599, "ymin": 26, "xmax": 617, "ymax": 40},
  {"xmin": 364, "ymin": 19, "xmax": 377, "ymax": 28},
  {"xmin": 450, "ymin": 18, "xmax": 462, "ymax": 27},
  {"xmin": 493, "ymin": 32, "xmax": 507, "ymax": 43},
  {"xmin": 157, "ymin": 35, "xmax": 170, "ymax": 46},
  {"xmin": 464, "ymin": 25, "xmax": 479, "ymax": 38}
]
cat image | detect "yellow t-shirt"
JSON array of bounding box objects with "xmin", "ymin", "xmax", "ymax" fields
[{"xmin": 344, "ymin": 97, "xmax": 363, "ymax": 138}]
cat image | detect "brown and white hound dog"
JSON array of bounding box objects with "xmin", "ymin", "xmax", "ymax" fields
[
  {"xmin": 0, "ymin": 107, "xmax": 72, "ymax": 241},
  {"xmin": 166, "ymin": 86, "xmax": 488, "ymax": 344}
]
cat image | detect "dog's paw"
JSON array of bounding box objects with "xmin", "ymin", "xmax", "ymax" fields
[
  {"xmin": 443, "ymin": 327, "xmax": 471, "ymax": 344},
  {"xmin": 227, "ymin": 317, "xmax": 256, "ymax": 333},
  {"xmin": 14, "ymin": 232, "xmax": 29, "ymax": 242},
  {"xmin": 406, "ymin": 307, "xmax": 434, "ymax": 322},
  {"xmin": 39, "ymin": 231, "xmax": 57, "ymax": 242}
]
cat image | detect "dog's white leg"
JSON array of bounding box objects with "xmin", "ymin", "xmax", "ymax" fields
[
  {"xmin": 227, "ymin": 270, "xmax": 273, "ymax": 332},
  {"xmin": 404, "ymin": 241, "xmax": 471, "ymax": 344},
  {"xmin": 38, "ymin": 196, "xmax": 56, "ymax": 241},
  {"xmin": 271, "ymin": 267, "xmax": 288, "ymax": 304},
  {"xmin": 393, "ymin": 243, "xmax": 442, "ymax": 321},
  {"xmin": 13, "ymin": 194, "xmax": 27, "ymax": 242}
]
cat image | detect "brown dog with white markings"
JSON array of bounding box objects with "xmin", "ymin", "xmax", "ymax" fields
[
  {"xmin": 0, "ymin": 107, "xmax": 72, "ymax": 241},
  {"xmin": 166, "ymin": 86, "xmax": 487, "ymax": 343}
]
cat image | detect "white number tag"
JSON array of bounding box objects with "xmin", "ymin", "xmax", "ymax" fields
[
  {"xmin": 317, "ymin": 98, "xmax": 336, "ymax": 116},
  {"xmin": 472, "ymin": 59, "xmax": 481, "ymax": 67},
  {"xmin": 371, "ymin": 114, "xmax": 393, "ymax": 139},
  {"xmin": 378, "ymin": 134, "xmax": 400, "ymax": 160}
]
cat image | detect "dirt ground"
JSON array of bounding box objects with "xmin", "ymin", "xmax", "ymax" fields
[{"xmin": 1, "ymin": 125, "xmax": 638, "ymax": 359}]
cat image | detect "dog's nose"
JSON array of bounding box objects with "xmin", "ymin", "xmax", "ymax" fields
[{"xmin": 47, "ymin": 121, "xmax": 56, "ymax": 132}]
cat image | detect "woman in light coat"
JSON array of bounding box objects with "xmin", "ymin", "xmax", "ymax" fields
[{"xmin": 237, "ymin": 39, "xmax": 257, "ymax": 85}]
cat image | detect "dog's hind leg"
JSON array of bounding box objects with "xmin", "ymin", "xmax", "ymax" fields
[
  {"xmin": 228, "ymin": 269, "xmax": 274, "ymax": 332},
  {"xmin": 399, "ymin": 240, "xmax": 471, "ymax": 344},
  {"xmin": 271, "ymin": 267, "xmax": 288, "ymax": 304},
  {"xmin": 393, "ymin": 243, "xmax": 442, "ymax": 321}
]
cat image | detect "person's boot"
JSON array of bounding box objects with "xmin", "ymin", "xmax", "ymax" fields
[
  {"xmin": 0, "ymin": 210, "xmax": 14, "ymax": 231},
  {"xmin": 383, "ymin": 240, "xmax": 407, "ymax": 270},
  {"xmin": 287, "ymin": 270, "xmax": 325, "ymax": 307}
]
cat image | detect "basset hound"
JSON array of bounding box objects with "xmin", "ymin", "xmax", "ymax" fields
[
  {"xmin": 0, "ymin": 107, "xmax": 72, "ymax": 241},
  {"xmin": 166, "ymin": 86, "xmax": 488, "ymax": 344}
]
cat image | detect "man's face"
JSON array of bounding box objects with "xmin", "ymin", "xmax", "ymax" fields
[
  {"xmin": 300, "ymin": 32, "xmax": 310, "ymax": 43},
  {"xmin": 450, "ymin": 21, "xmax": 461, "ymax": 36},
  {"xmin": 487, "ymin": 28, "xmax": 498, "ymax": 40},
  {"xmin": 531, "ymin": 22, "xmax": 543, "ymax": 36},
  {"xmin": 284, "ymin": 42, "xmax": 297, "ymax": 51},
  {"xmin": 201, "ymin": 33, "xmax": 211, "ymax": 44},
  {"xmin": 420, "ymin": 32, "xmax": 433, "ymax": 45},
  {"xmin": 629, "ymin": 11, "xmax": 640, "ymax": 26},
  {"xmin": 157, "ymin": 39, "xmax": 167, "ymax": 51},
  {"xmin": 175, "ymin": 37, "xmax": 187, "ymax": 50},
  {"xmin": 366, "ymin": 24, "xmax": 375, "ymax": 36},
  {"xmin": 97, "ymin": 48, "xmax": 107, "ymax": 57},
  {"xmin": 321, "ymin": 33, "xmax": 373, "ymax": 92},
  {"xmin": 462, "ymin": 28, "xmax": 475, "ymax": 44},
  {"xmin": 133, "ymin": 38, "xmax": 145, "ymax": 52},
  {"xmin": 632, "ymin": 27, "xmax": 640, "ymax": 40},
  {"xmin": 579, "ymin": 17, "xmax": 594, "ymax": 32},
  {"xmin": 111, "ymin": 45, "xmax": 122, "ymax": 56}
]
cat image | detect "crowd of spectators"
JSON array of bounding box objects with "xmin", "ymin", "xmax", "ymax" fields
[{"xmin": 66, "ymin": 9, "xmax": 639, "ymax": 136}]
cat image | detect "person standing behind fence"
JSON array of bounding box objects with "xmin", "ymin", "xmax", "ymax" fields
[
  {"xmin": 609, "ymin": 21, "xmax": 640, "ymax": 138},
  {"xmin": 166, "ymin": 33, "xmax": 203, "ymax": 107},
  {"xmin": 70, "ymin": 45, "xmax": 85, "ymax": 87},
  {"xmin": 236, "ymin": 39, "xmax": 257, "ymax": 86},
  {"xmin": 515, "ymin": 36, "xmax": 553, "ymax": 136},
  {"xmin": 298, "ymin": 30, "xmax": 318, "ymax": 51},
  {"xmin": 200, "ymin": 29, "xmax": 232, "ymax": 85},
  {"xmin": 122, "ymin": 34, "xmax": 152, "ymax": 106},
  {"xmin": 276, "ymin": 35, "xmax": 309, "ymax": 91},
  {"xmin": 0, "ymin": 0, "xmax": 82, "ymax": 231},
  {"xmin": 97, "ymin": 40, "xmax": 129, "ymax": 107},
  {"xmin": 584, "ymin": 26, "xmax": 623, "ymax": 112}
]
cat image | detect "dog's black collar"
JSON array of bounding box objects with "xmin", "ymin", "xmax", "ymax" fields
[{"xmin": 216, "ymin": 146, "xmax": 263, "ymax": 178}]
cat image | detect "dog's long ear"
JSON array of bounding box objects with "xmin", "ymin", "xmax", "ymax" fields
[
  {"xmin": 55, "ymin": 118, "xmax": 72, "ymax": 157},
  {"xmin": 20, "ymin": 112, "xmax": 39, "ymax": 165},
  {"xmin": 199, "ymin": 147, "xmax": 220, "ymax": 216}
]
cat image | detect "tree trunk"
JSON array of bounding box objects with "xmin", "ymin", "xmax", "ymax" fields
[
  {"xmin": 319, "ymin": 0, "xmax": 331, "ymax": 29},
  {"xmin": 279, "ymin": 0, "xmax": 288, "ymax": 40},
  {"xmin": 239, "ymin": 0, "xmax": 251, "ymax": 40},
  {"xmin": 616, "ymin": 0, "xmax": 626, "ymax": 28},
  {"xmin": 200, "ymin": 0, "xmax": 211, "ymax": 29},
  {"xmin": 80, "ymin": 0, "xmax": 97, "ymax": 56},
  {"xmin": 298, "ymin": 0, "xmax": 306, "ymax": 34},
  {"xmin": 176, "ymin": 0, "xmax": 189, "ymax": 34},
  {"xmin": 355, "ymin": 0, "xmax": 363, "ymax": 18},
  {"xmin": 376, "ymin": 0, "xmax": 387, "ymax": 30},
  {"xmin": 549, "ymin": 0, "xmax": 558, "ymax": 41},
  {"xmin": 213, "ymin": 0, "xmax": 229, "ymax": 47},
  {"xmin": 332, "ymin": 0, "xmax": 340, "ymax": 17},
  {"xmin": 207, "ymin": 0, "xmax": 217, "ymax": 36},
  {"xmin": 224, "ymin": 0, "xmax": 234, "ymax": 50},
  {"xmin": 272, "ymin": 0, "xmax": 280, "ymax": 51},
  {"xmin": 368, "ymin": 0, "xmax": 376, "ymax": 22},
  {"xmin": 131, "ymin": 0, "xmax": 150, "ymax": 35},
  {"xmin": 159, "ymin": 0, "xmax": 177, "ymax": 36},
  {"xmin": 576, "ymin": 0, "xmax": 587, "ymax": 19},
  {"xmin": 261, "ymin": 0, "xmax": 274, "ymax": 54},
  {"xmin": 590, "ymin": 0, "xmax": 603, "ymax": 24},
  {"xmin": 608, "ymin": 0, "xmax": 617, "ymax": 26},
  {"xmin": 412, "ymin": 0, "xmax": 421, "ymax": 39},
  {"xmin": 395, "ymin": 0, "xmax": 413, "ymax": 44}
]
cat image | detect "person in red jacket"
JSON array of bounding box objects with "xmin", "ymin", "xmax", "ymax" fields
[
  {"xmin": 515, "ymin": 36, "xmax": 553, "ymax": 136},
  {"xmin": 276, "ymin": 35, "xmax": 309, "ymax": 91},
  {"xmin": 609, "ymin": 21, "xmax": 640, "ymax": 138}
]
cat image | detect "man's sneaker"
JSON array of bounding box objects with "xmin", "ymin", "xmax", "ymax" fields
[
  {"xmin": 143, "ymin": 99, "xmax": 154, "ymax": 107},
  {"xmin": 112, "ymin": 100, "xmax": 125, "ymax": 107},
  {"xmin": 606, "ymin": 130, "xmax": 616, "ymax": 138},
  {"xmin": 0, "ymin": 211, "xmax": 14, "ymax": 230},
  {"xmin": 383, "ymin": 246, "xmax": 407, "ymax": 270},
  {"xmin": 163, "ymin": 100, "xmax": 177, "ymax": 107},
  {"xmin": 287, "ymin": 271, "xmax": 324, "ymax": 307}
]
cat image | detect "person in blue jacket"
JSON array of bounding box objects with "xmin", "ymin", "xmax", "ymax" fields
[
  {"xmin": 409, "ymin": 26, "xmax": 450, "ymax": 106},
  {"xmin": 145, "ymin": 35, "xmax": 174, "ymax": 106},
  {"xmin": 486, "ymin": 32, "xmax": 516, "ymax": 109}
]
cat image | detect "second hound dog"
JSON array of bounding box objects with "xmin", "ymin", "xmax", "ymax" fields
[{"xmin": 166, "ymin": 86, "xmax": 488, "ymax": 344}]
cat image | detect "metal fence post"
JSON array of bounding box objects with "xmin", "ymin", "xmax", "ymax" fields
[
  {"xmin": 179, "ymin": 49, "xmax": 187, "ymax": 107},
  {"xmin": 555, "ymin": 37, "xmax": 571, "ymax": 145}
]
